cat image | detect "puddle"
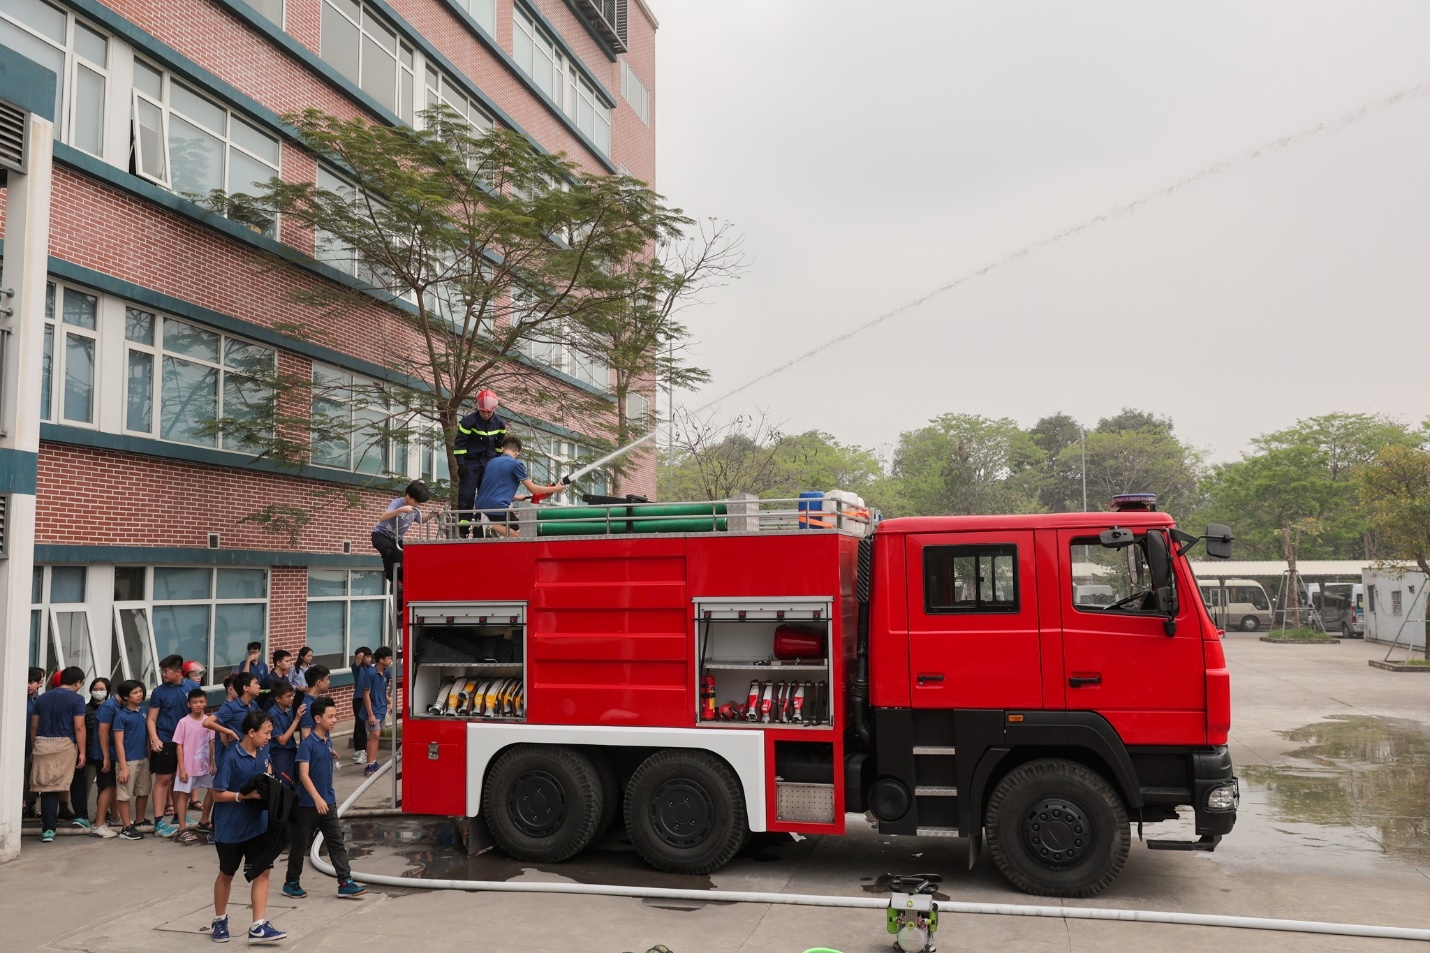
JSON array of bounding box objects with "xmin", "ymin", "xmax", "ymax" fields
[
  {"xmin": 1239, "ymin": 714, "xmax": 1430, "ymax": 866},
  {"xmin": 343, "ymin": 817, "xmax": 813, "ymax": 892}
]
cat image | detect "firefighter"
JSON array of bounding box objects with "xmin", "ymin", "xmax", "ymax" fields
[{"xmin": 454, "ymin": 388, "xmax": 507, "ymax": 533}]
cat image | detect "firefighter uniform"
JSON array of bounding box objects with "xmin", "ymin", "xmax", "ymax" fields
[{"xmin": 454, "ymin": 409, "xmax": 507, "ymax": 523}]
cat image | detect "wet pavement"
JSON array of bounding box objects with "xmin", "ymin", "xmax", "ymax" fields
[{"xmin": 6, "ymin": 634, "xmax": 1430, "ymax": 953}]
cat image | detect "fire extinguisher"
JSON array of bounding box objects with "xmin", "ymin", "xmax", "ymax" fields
[{"xmin": 700, "ymin": 672, "xmax": 717, "ymax": 721}]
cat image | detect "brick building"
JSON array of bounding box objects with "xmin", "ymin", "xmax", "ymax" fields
[{"xmin": 0, "ymin": 0, "xmax": 659, "ymax": 720}]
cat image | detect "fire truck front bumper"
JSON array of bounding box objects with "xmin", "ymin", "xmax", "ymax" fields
[{"xmin": 1192, "ymin": 746, "xmax": 1239, "ymax": 838}]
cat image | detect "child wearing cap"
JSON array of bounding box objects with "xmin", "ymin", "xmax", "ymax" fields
[{"xmin": 171, "ymin": 687, "xmax": 215, "ymax": 844}]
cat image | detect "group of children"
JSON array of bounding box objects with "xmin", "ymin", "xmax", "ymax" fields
[{"xmin": 27, "ymin": 641, "xmax": 397, "ymax": 944}]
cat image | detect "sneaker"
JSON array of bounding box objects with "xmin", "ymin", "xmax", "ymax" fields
[
  {"xmin": 71, "ymin": 817, "xmax": 92, "ymax": 830},
  {"xmin": 118, "ymin": 825, "xmax": 144, "ymax": 841},
  {"xmin": 281, "ymin": 881, "xmax": 307, "ymax": 899},
  {"xmin": 352, "ymin": 751, "xmax": 367, "ymax": 765},
  {"xmin": 40, "ymin": 830, "xmax": 55, "ymax": 843},
  {"xmin": 211, "ymin": 915, "xmax": 230, "ymax": 943},
  {"xmin": 156, "ymin": 820, "xmax": 178, "ymax": 838},
  {"xmin": 134, "ymin": 821, "xmax": 155, "ymax": 833},
  {"xmin": 363, "ymin": 761, "xmax": 381, "ymax": 777},
  {"xmin": 206, "ymin": 831, "xmax": 217, "ymax": 845},
  {"xmin": 337, "ymin": 879, "xmax": 368, "ymax": 899},
  {"xmin": 89, "ymin": 825, "xmax": 119, "ymax": 839},
  {"xmin": 247, "ymin": 920, "xmax": 286, "ymax": 943}
]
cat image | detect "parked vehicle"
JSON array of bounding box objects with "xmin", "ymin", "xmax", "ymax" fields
[
  {"xmin": 1317, "ymin": 583, "xmax": 1365, "ymax": 638},
  {"xmin": 1199, "ymin": 579, "xmax": 1274, "ymax": 631}
]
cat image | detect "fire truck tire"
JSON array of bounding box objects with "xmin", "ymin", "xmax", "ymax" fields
[
  {"xmin": 624, "ymin": 750, "xmax": 747, "ymax": 875},
  {"xmin": 983, "ymin": 758, "xmax": 1129, "ymax": 898},
  {"xmin": 483, "ymin": 745, "xmax": 604, "ymax": 864},
  {"xmin": 589, "ymin": 750, "xmax": 622, "ymax": 838}
]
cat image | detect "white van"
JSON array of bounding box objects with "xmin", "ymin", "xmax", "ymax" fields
[
  {"xmin": 1317, "ymin": 583, "xmax": 1365, "ymax": 638},
  {"xmin": 1199, "ymin": 579, "xmax": 1274, "ymax": 631}
]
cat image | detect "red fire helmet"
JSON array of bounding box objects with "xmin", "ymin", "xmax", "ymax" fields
[{"xmin": 476, "ymin": 389, "xmax": 499, "ymax": 413}]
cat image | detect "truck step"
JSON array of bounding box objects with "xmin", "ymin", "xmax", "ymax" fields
[
  {"xmin": 912, "ymin": 746, "xmax": 957, "ymax": 755},
  {"xmin": 1147, "ymin": 835, "xmax": 1221, "ymax": 852},
  {"xmin": 915, "ymin": 827, "xmax": 961, "ymax": 838},
  {"xmin": 915, "ymin": 786, "xmax": 958, "ymax": 797}
]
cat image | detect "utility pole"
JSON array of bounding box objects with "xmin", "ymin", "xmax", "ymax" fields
[{"xmin": 0, "ymin": 54, "xmax": 57, "ymax": 864}]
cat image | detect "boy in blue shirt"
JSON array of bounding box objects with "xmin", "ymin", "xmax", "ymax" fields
[
  {"xmin": 282, "ymin": 697, "xmax": 366, "ymax": 900},
  {"xmin": 210, "ymin": 710, "xmax": 285, "ymax": 944},
  {"xmin": 349, "ymin": 648, "xmax": 373, "ymax": 765},
  {"xmin": 266, "ymin": 681, "xmax": 300, "ymax": 785},
  {"xmin": 147, "ymin": 654, "xmax": 199, "ymax": 837},
  {"xmin": 472, "ymin": 436, "xmax": 565, "ymax": 537},
  {"xmin": 360, "ymin": 647, "xmax": 395, "ymax": 777},
  {"xmin": 111, "ymin": 680, "xmax": 153, "ymax": 841},
  {"xmin": 205, "ymin": 672, "xmax": 261, "ymax": 764}
]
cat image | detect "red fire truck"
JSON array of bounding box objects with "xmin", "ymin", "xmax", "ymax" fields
[{"xmin": 399, "ymin": 494, "xmax": 1238, "ymax": 897}]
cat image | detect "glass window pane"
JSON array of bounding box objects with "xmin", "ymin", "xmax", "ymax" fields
[
  {"xmin": 151, "ymin": 604, "xmax": 209, "ymax": 668},
  {"xmin": 40, "ymin": 325, "xmax": 52, "ymax": 420},
  {"xmin": 217, "ymin": 569, "xmax": 267, "ymax": 599},
  {"xmin": 30, "ymin": 609, "xmax": 43, "ymax": 669},
  {"xmin": 53, "ymin": 611, "xmax": 95, "ymax": 680},
  {"xmin": 595, "ymin": 110, "xmax": 611, "ymax": 156},
  {"xmin": 306, "ymin": 600, "xmax": 346, "ymax": 671},
  {"xmin": 72, "ymin": 64, "xmax": 104, "ymax": 156},
  {"xmin": 0, "ymin": 19, "xmax": 65, "ymax": 135},
  {"xmin": 225, "ymin": 338, "xmax": 273, "ymax": 374},
  {"xmin": 308, "ymin": 569, "xmax": 348, "ymax": 598},
  {"xmin": 117, "ymin": 607, "xmax": 157, "ymax": 685},
  {"xmin": 350, "ymin": 571, "xmax": 385, "ymax": 596},
  {"xmin": 321, "ymin": 1, "xmax": 361, "ymax": 83},
  {"xmin": 513, "ymin": 20, "xmax": 532, "ymax": 75},
  {"xmin": 160, "ymin": 356, "xmax": 218, "ymax": 446},
  {"xmin": 135, "ymin": 96, "xmax": 167, "ymax": 181},
  {"xmin": 365, "ymin": 15, "xmax": 396, "ymax": 52},
  {"xmin": 168, "ymin": 115, "xmax": 225, "ymax": 197},
  {"xmin": 153, "ymin": 566, "xmax": 211, "ymax": 601},
  {"xmin": 361, "ymin": 34, "xmax": 397, "ymax": 112},
  {"xmin": 214, "ymin": 604, "xmax": 266, "ymax": 672},
  {"xmin": 577, "ymin": 93, "xmax": 593, "ymax": 135},
  {"xmin": 230, "ymin": 116, "xmax": 280, "ymax": 167},
  {"xmin": 126, "ymin": 350, "xmax": 154, "ymax": 432},
  {"xmin": 62, "ymin": 287, "xmax": 97, "ymax": 329},
  {"xmin": 226, "ymin": 146, "xmax": 274, "ymax": 197},
  {"xmin": 63, "ymin": 332, "xmax": 95, "ymax": 423},
  {"xmin": 74, "ymin": 22, "xmax": 107, "ymax": 65},
  {"xmin": 133, "ymin": 60, "xmax": 162, "ymax": 99},
  {"xmin": 221, "ymin": 373, "xmax": 274, "ymax": 451},
  {"xmin": 171, "ymin": 82, "xmax": 226, "ymax": 134},
  {"xmin": 353, "ymin": 400, "xmax": 388, "ymax": 474},
  {"xmin": 113, "ymin": 566, "xmax": 146, "ymax": 602},
  {"xmin": 125, "ymin": 307, "xmax": 155, "ymax": 344},
  {"xmin": 32, "ymin": 566, "xmax": 44, "ymax": 604},
  {"xmin": 350, "ymin": 599, "xmax": 385, "ymax": 647},
  {"xmin": 50, "ymin": 566, "xmax": 86, "ymax": 603},
  {"xmin": 162, "ymin": 318, "xmax": 220, "ymax": 362},
  {"xmin": 9, "ymin": 0, "xmax": 67, "ymax": 42}
]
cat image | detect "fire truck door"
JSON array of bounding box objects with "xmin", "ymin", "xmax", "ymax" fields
[{"xmin": 906, "ymin": 530, "xmax": 1042, "ymax": 709}]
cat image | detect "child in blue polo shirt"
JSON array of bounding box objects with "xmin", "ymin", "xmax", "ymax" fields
[
  {"xmin": 210, "ymin": 710, "xmax": 284, "ymax": 945},
  {"xmin": 147, "ymin": 654, "xmax": 200, "ymax": 837},
  {"xmin": 296, "ymin": 666, "xmax": 331, "ymax": 742},
  {"xmin": 282, "ymin": 697, "xmax": 365, "ymax": 900},
  {"xmin": 360, "ymin": 647, "xmax": 395, "ymax": 777},
  {"xmin": 205, "ymin": 672, "xmax": 261, "ymax": 764},
  {"xmin": 266, "ymin": 681, "xmax": 300, "ymax": 786},
  {"xmin": 111, "ymin": 680, "xmax": 153, "ymax": 841}
]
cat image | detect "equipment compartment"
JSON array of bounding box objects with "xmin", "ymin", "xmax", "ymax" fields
[
  {"xmin": 409, "ymin": 601, "xmax": 527, "ymax": 722},
  {"xmin": 693, "ymin": 598, "xmax": 833, "ymax": 728}
]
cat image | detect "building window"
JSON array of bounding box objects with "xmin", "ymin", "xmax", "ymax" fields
[
  {"xmin": 310, "ymin": 365, "xmax": 410, "ymax": 474},
  {"xmin": 523, "ymin": 431, "xmax": 607, "ymax": 495},
  {"xmin": 624, "ymin": 390, "xmax": 651, "ymax": 424},
  {"xmin": 132, "ymin": 60, "xmax": 281, "ymax": 237},
  {"xmin": 0, "ymin": 0, "xmax": 109, "ymax": 156},
  {"xmin": 321, "ymin": 0, "xmax": 415, "ymax": 121},
  {"xmin": 621, "ymin": 60, "xmax": 648, "ymax": 125},
  {"xmin": 924, "ymin": 545, "xmax": 1019, "ymax": 614},
  {"xmin": 151, "ymin": 567, "xmax": 268, "ymax": 682},
  {"xmin": 422, "ymin": 65, "xmax": 494, "ymax": 136},
  {"xmin": 40, "ymin": 282, "xmax": 99, "ymax": 426},
  {"xmin": 512, "ymin": 5, "xmax": 612, "ymax": 155},
  {"xmin": 121, "ymin": 309, "xmax": 275, "ymax": 451},
  {"xmin": 30, "ymin": 566, "xmax": 99, "ymax": 681},
  {"xmin": 452, "ymin": 0, "xmax": 496, "ymax": 35},
  {"xmin": 306, "ymin": 569, "xmax": 389, "ymax": 672},
  {"xmin": 1392, "ymin": 590, "xmax": 1402, "ymax": 616},
  {"xmin": 250, "ymin": 0, "xmax": 284, "ymax": 27}
]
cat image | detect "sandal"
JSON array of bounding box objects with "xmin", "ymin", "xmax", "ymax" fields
[
  {"xmin": 194, "ymin": 821, "xmax": 213, "ymax": 833},
  {"xmin": 175, "ymin": 829, "xmax": 201, "ymax": 845}
]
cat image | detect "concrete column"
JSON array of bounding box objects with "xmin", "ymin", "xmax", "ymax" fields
[{"xmin": 0, "ymin": 99, "xmax": 56, "ymax": 863}]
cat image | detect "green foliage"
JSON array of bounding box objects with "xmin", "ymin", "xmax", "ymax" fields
[
  {"xmin": 883, "ymin": 414, "xmax": 1043, "ymax": 517},
  {"xmin": 1359, "ymin": 429, "xmax": 1430, "ymax": 577}
]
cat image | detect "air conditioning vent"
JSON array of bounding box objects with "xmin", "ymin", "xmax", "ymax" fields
[
  {"xmin": 0, "ymin": 100, "xmax": 27, "ymax": 176},
  {"xmin": 208, "ymin": 533, "xmax": 221, "ymax": 549},
  {"xmin": 573, "ymin": 0, "xmax": 627, "ymax": 52}
]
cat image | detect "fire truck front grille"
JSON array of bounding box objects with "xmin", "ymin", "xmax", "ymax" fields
[{"xmin": 777, "ymin": 782, "xmax": 836, "ymax": 823}]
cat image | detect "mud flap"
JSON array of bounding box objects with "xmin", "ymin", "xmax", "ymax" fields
[
  {"xmin": 966, "ymin": 828, "xmax": 982, "ymax": 870},
  {"xmin": 458, "ymin": 812, "xmax": 497, "ymax": 857}
]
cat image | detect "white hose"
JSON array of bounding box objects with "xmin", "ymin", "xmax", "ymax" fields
[{"xmin": 309, "ymin": 755, "xmax": 1430, "ymax": 942}]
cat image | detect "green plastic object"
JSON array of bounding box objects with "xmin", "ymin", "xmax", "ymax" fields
[{"xmin": 534, "ymin": 502, "xmax": 728, "ymax": 535}]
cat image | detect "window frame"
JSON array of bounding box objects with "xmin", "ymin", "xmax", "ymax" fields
[
  {"xmin": 40, "ymin": 281, "xmax": 101, "ymax": 428},
  {"xmin": 512, "ymin": 3, "xmax": 612, "ymax": 155},
  {"xmin": 150, "ymin": 567, "xmax": 270, "ymax": 687},
  {"xmin": 621, "ymin": 59, "xmax": 649, "ymax": 126},
  {"xmin": 29, "ymin": 565, "xmax": 101, "ymax": 682},
  {"xmin": 923, "ymin": 543, "xmax": 1021, "ymax": 615},
  {"xmin": 305, "ymin": 568, "xmax": 391, "ymax": 675},
  {"xmin": 309, "ymin": 364, "xmax": 414, "ymax": 475},
  {"xmin": 0, "ymin": 0, "xmax": 110, "ymax": 156},
  {"xmin": 320, "ymin": 0, "xmax": 416, "ymax": 122}
]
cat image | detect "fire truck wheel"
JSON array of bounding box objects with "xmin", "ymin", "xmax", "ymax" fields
[
  {"xmin": 589, "ymin": 750, "xmax": 622, "ymax": 839},
  {"xmin": 624, "ymin": 750, "xmax": 747, "ymax": 875},
  {"xmin": 983, "ymin": 758, "xmax": 1129, "ymax": 898},
  {"xmin": 483, "ymin": 745, "xmax": 604, "ymax": 864}
]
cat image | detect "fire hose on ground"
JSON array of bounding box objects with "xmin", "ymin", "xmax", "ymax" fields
[{"xmin": 309, "ymin": 754, "xmax": 1430, "ymax": 943}]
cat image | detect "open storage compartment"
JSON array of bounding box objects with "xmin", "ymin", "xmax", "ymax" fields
[
  {"xmin": 694, "ymin": 598, "xmax": 832, "ymax": 728},
  {"xmin": 408, "ymin": 601, "xmax": 527, "ymax": 722}
]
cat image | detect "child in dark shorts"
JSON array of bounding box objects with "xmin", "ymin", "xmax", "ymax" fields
[{"xmin": 210, "ymin": 710, "xmax": 284, "ymax": 945}]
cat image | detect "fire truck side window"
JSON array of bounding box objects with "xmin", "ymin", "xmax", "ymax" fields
[
  {"xmin": 923, "ymin": 545, "xmax": 1019, "ymax": 614},
  {"xmin": 1071, "ymin": 538, "xmax": 1158, "ymax": 613}
]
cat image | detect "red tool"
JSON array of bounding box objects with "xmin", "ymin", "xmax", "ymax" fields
[{"xmin": 700, "ymin": 673, "xmax": 717, "ymax": 721}]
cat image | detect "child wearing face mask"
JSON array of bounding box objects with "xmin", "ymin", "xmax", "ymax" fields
[{"xmin": 69, "ymin": 678, "xmax": 115, "ymax": 833}]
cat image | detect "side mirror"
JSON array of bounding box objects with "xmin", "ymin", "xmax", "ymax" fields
[
  {"xmin": 1205, "ymin": 524, "xmax": 1233, "ymax": 560},
  {"xmin": 1145, "ymin": 530, "xmax": 1178, "ymax": 630}
]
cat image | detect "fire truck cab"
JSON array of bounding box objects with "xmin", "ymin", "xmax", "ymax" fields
[{"xmin": 400, "ymin": 494, "xmax": 1238, "ymax": 897}]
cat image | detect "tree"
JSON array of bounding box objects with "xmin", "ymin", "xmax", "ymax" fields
[
  {"xmin": 1029, "ymin": 412, "xmax": 1087, "ymax": 512},
  {"xmin": 216, "ymin": 107, "xmax": 717, "ymax": 534},
  {"xmin": 766, "ymin": 431, "xmax": 883, "ymax": 500},
  {"xmin": 658, "ymin": 410, "xmax": 786, "ymax": 501},
  {"xmin": 1360, "ymin": 434, "xmax": 1430, "ymax": 579},
  {"xmin": 885, "ymin": 414, "xmax": 1043, "ymax": 517}
]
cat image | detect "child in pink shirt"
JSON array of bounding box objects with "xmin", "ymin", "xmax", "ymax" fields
[{"xmin": 171, "ymin": 688, "xmax": 215, "ymax": 844}]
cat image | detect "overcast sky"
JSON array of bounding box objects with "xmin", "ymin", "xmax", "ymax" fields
[{"xmin": 652, "ymin": 1, "xmax": 1430, "ymax": 465}]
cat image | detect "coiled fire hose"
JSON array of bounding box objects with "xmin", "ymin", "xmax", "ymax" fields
[{"xmin": 310, "ymin": 754, "xmax": 1430, "ymax": 942}]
